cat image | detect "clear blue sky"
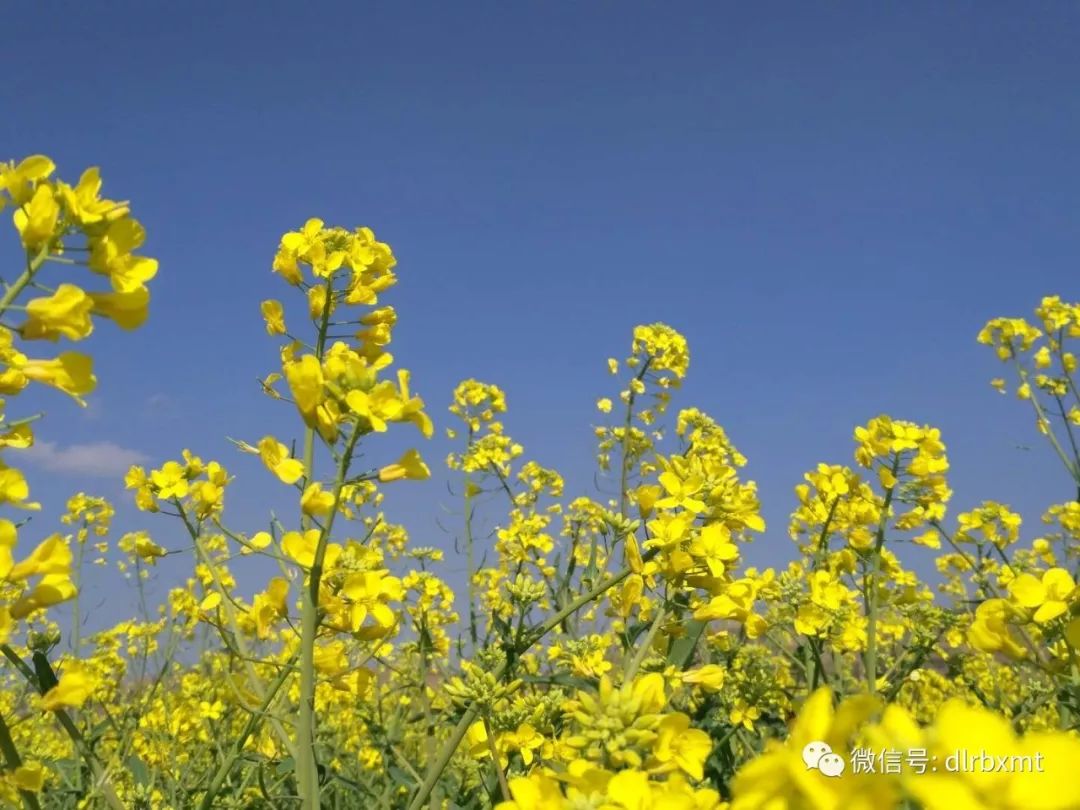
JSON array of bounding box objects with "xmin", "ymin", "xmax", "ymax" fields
[{"xmin": 2, "ymin": 2, "xmax": 1077, "ymax": 625}]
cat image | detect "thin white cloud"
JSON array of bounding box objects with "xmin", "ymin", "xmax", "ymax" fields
[{"xmin": 23, "ymin": 441, "xmax": 150, "ymax": 478}]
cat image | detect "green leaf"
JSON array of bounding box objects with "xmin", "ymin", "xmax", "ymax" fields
[{"xmin": 666, "ymin": 618, "xmax": 707, "ymax": 669}]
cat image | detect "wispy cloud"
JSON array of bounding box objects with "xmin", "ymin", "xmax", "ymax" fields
[{"xmin": 23, "ymin": 441, "xmax": 150, "ymax": 478}]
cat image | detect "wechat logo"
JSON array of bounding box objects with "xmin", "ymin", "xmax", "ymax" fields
[{"xmin": 802, "ymin": 741, "xmax": 846, "ymax": 778}]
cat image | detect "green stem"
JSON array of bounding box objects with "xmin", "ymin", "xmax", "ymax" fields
[
  {"xmin": 180, "ymin": 506, "xmax": 296, "ymax": 760},
  {"xmin": 617, "ymin": 360, "xmax": 651, "ymax": 517},
  {"xmin": 295, "ymin": 278, "xmax": 334, "ymax": 808},
  {"xmin": 624, "ymin": 604, "xmax": 666, "ymax": 680},
  {"xmin": 864, "ymin": 456, "xmax": 899, "ymax": 695},
  {"xmin": 297, "ymin": 417, "xmax": 363, "ymax": 810},
  {"xmin": 0, "ymin": 645, "xmax": 122, "ymax": 810},
  {"xmin": 197, "ymin": 654, "xmax": 297, "ymax": 810},
  {"xmin": 406, "ymin": 554, "xmax": 653, "ymax": 810},
  {"xmin": 0, "ymin": 245, "xmax": 49, "ymax": 316},
  {"xmin": 465, "ymin": 428, "xmax": 478, "ymax": 649},
  {"xmin": 0, "ymin": 710, "xmax": 42, "ymax": 810},
  {"xmin": 482, "ymin": 715, "xmax": 510, "ymax": 802}
]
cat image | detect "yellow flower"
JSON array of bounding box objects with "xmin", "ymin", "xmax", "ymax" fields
[
  {"xmin": 340, "ymin": 569, "xmax": 403, "ymax": 636},
  {"xmin": 680, "ymin": 664, "xmax": 726, "ymax": 692},
  {"xmin": 22, "ymin": 284, "xmax": 94, "ymax": 341},
  {"xmin": 1008, "ymin": 568, "xmax": 1076, "ymax": 623},
  {"xmin": 377, "ymin": 449, "xmax": 430, "ymax": 482},
  {"xmin": 88, "ymin": 286, "xmax": 150, "ymax": 329},
  {"xmin": 20, "ymin": 352, "xmax": 96, "ymax": 403},
  {"xmin": 300, "ymin": 482, "xmax": 335, "ymax": 517},
  {"xmin": 651, "ymin": 712, "xmax": 712, "ymax": 779},
  {"xmin": 257, "ymin": 436, "xmax": 305, "ymax": 484},
  {"xmin": 261, "ymin": 299, "xmax": 287, "ymax": 335},
  {"xmin": 11, "ymin": 762, "xmax": 44, "ymax": 792},
  {"xmin": 250, "ymin": 577, "xmax": 289, "ymax": 639},
  {"xmin": 10, "ymin": 574, "xmax": 76, "ymax": 618},
  {"xmin": 57, "ymin": 166, "xmax": 128, "ymax": 226},
  {"xmin": 495, "ymin": 772, "xmax": 565, "ymax": 810},
  {"xmin": 0, "ymin": 155, "xmax": 55, "ymax": 205},
  {"xmin": 13, "ymin": 184, "xmax": 60, "ymax": 250},
  {"xmin": 731, "ymin": 687, "xmax": 883, "ymax": 810},
  {"xmin": 88, "ymin": 217, "xmax": 158, "ymax": 293},
  {"xmin": 41, "ymin": 663, "xmax": 97, "ymax": 711},
  {"xmin": 968, "ymin": 598, "xmax": 1027, "ymax": 659},
  {"xmin": 285, "ymin": 355, "xmax": 325, "ymax": 419},
  {"xmin": 871, "ymin": 699, "xmax": 1080, "ymax": 810},
  {"xmin": 282, "ymin": 528, "xmax": 323, "ymax": 569},
  {"xmin": 657, "ymin": 469, "xmax": 706, "ymax": 513},
  {"xmin": 8, "ymin": 534, "xmax": 72, "ymax": 582},
  {"xmin": 150, "ymin": 461, "xmax": 189, "ymax": 500},
  {"xmin": 0, "ymin": 464, "xmax": 40, "ymax": 510},
  {"xmin": 501, "ymin": 724, "xmax": 545, "ymax": 766}
]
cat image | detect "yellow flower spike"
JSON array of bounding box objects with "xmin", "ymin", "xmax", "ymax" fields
[
  {"xmin": 41, "ymin": 663, "xmax": 97, "ymax": 712},
  {"xmin": 377, "ymin": 449, "xmax": 430, "ymax": 482},
  {"xmin": 22, "ymin": 284, "xmax": 94, "ymax": 341}
]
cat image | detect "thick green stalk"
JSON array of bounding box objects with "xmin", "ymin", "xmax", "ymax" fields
[
  {"xmin": 297, "ymin": 418, "xmax": 363, "ymax": 810},
  {"xmin": 295, "ymin": 279, "xmax": 335, "ymax": 807}
]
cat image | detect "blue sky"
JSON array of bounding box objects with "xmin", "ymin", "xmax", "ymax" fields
[{"xmin": 2, "ymin": 2, "xmax": 1078, "ymax": 627}]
